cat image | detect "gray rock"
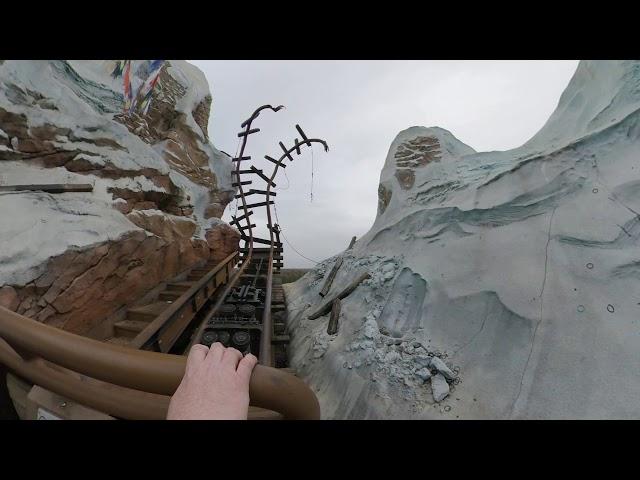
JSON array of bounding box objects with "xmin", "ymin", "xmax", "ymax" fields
[
  {"xmin": 431, "ymin": 373, "xmax": 450, "ymax": 402},
  {"xmin": 414, "ymin": 354, "xmax": 432, "ymax": 368},
  {"xmin": 384, "ymin": 350, "xmax": 401, "ymax": 363},
  {"xmin": 414, "ymin": 367, "xmax": 432, "ymax": 381},
  {"xmin": 430, "ymin": 356, "xmax": 456, "ymax": 381}
]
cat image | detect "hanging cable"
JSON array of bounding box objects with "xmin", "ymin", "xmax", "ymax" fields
[
  {"xmin": 310, "ymin": 143, "xmax": 314, "ymax": 203},
  {"xmin": 273, "ymin": 202, "xmax": 320, "ymax": 264}
]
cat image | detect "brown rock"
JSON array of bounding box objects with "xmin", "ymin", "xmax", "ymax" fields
[
  {"xmin": 395, "ymin": 169, "xmax": 416, "ymax": 190},
  {"xmin": 206, "ymin": 223, "xmax": 240, "ymax": 263},
  {"xmin": 127, "ymin": 211, "xmax": 197, "ymax": 242},
  {"xmin": 132, "ymin": 201, "xmax": 158, "ymax": 211}
]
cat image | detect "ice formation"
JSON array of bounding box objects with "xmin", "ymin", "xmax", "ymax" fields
[{"xmin": 285, "ymin": 60, "xmax": 640, "ymax": 419}]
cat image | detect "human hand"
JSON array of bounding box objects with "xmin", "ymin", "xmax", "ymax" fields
[{"xmin": 167, "ymin": 343, "xmax": 258, "ymax": 420}]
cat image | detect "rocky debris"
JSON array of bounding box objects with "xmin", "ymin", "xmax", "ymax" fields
[
  {"xmin": 431, "ymin": 374, "xmax": 450, "ymax": 403},
  {"xmin": 414, "ymin": 367, "xmax": 432, "ymax": 382},
  {"xmin": 429, "ymin": 356, "xmax": 456, "ymax": 381}
]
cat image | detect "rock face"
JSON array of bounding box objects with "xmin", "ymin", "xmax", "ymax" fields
[
  {"xmin": 0, "ymin": 60, "xmax": 237, "ymax": 333},
  {"xmin": 286, "ymin": 60, "xmax": 640, "ymax": 419}
]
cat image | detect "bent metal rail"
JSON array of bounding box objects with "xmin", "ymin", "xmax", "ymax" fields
[{"xmin": 0, "ymin": 104, "xmax": 326, "ymax": 419}]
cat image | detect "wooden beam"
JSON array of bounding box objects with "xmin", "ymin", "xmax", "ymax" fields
[
  {"xmin": 265, "ymin": 155, "xmax": 286, "ymax": 169},
  {"xmin": 308, "ymin": 272, "xmax": 370, "ymax": 320},
  {"xmin": 244, "ymin": 200, "xmax": 275, "ymax": 209},
  {"xmin": 250, "ymin": 166, "xmax": 276, "ymax": 187},
  {"xmin": 319, "ymin": 257, "xmax": 343, "ymax": 297},
  {"xmin": 0, "ymin": 184, "xmax": 93, "ymax": 193},
  {"xmin": 237, "ymin": 128, "xmax": 260, "ymax": 137},
  {"xmin": 327, "ymin": 298, "xmax": 341, "ymax": 335}
]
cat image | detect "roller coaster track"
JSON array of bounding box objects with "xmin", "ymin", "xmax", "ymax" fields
[
  {"xmin": 0, "ymin": 104, "xmax": 327, "ymax": 420},
  {"xmin": 190, "ymin": 104, "xmax": 328, "ymax": 367}
]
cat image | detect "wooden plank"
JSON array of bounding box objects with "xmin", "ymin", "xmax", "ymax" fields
[
  {"xmin": 319, "ymin": 257, "xmax": 343, "ymax": 297},
  {"xmin": 265, "ymin": 155, "xmax": 286, "ymax": 169},
  {"xmin": 327, "ymin": 298, "xmax": 341, "ymax": 335},
  {"xmin": 279, "ymin": 142, "xmax": 294, "ymax": 162},
  {"xmin": 237, "ymin": 128, "xmax": 260, "ymax": 137},
  {"xmin": 308, "ymin": 272, "xmax": 370, "ymax": 320},
  {"xmin": 0, "ymin": 184, "xmax": 93, "ymax": 193},
  {"xmin": 250, "ymin": 166, "xmax": 276, "ymax": 187},
  {"xmin": 296, "ymin": 124, "xmax": 311, "ymax": 146},
  {"xmin": 244, "ymin": 200, "xmax": 275, "ymax": 209}
]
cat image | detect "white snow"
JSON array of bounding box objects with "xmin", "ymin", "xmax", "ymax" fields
[{"xmin": 0, "ymin": 60, "xmax": 234, "ymax": 286}]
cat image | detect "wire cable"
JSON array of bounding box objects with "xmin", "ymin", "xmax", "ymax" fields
[{"xmin": 273, "ymin": 202, "xmax": 320, "ymax": 264}]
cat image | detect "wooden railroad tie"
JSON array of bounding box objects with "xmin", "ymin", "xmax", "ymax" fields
[
  {"xmin": 319, "ymin": 257, "xmax": 343, "ymax": 297},
  {"xmin": 0, "ymin": 183, "xmax": 93, "ymax": 193},
  {"xmin": 327, "ymin": 298, "xmax": 341, "ymax": 335},
  {"xmin": 308, "ymin": 272, "xmax": 370, "ymax": 320}
]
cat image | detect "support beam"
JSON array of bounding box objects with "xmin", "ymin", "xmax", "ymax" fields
[
  {"xmin": 265, "ymin": 155, "xmax": 286, "ymax": 169},
  {"xmin": 237, "ymin": 128, "xmax": 260, "ymax": 137},
  {"xmin": 296, "ymin": 124, "xmax": 311, "ymax": 146},
  {"xmin": 319, "ymin": 257, "xmax": 343, "ymax": 297},
  {"xmin": 244, "ymin": 200, "xmax": 275, "ymax": 209},
  {"xmin": 308, "ymin": 272, "xmax": 370, "ymax": 320},
  {"xmin": 279, "ymin": 142, "xmax": 294, "ymax": 162},
  {"xmin": 0, "ymin": 184, "xmax": 93, "ymax": 193},
  {"xmin": 250, "ymin": 166, "xmax": 276, "ymax": 187},
  {"xmin": 327, "ymin": 298, "xmax": 341, "ymax": 335}
]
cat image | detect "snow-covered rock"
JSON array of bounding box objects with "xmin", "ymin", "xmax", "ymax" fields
[
  {"xmin": 286, "ymin": 60, "xmax": 640, "ymax": 419},
  {"xmin": 431, "ymin": 374, "xmax": 450, "ymax": 403},
  {"xmin": 0, "ymin": 60, "xmax": 237, "ymax": 333}
]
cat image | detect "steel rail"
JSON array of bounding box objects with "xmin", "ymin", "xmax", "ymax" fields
[
  {"xmin": 129, "ymin": 251, "xmax": 239, "ymax": 350},
  {"xmin": 257, "ymin": 135, "xmax": 329, "ymax": 365}
]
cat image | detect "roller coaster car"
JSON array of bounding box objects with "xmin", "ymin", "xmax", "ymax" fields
[{"xmin": 200, "ymin": 303, "xmax": 261, "ymax": 354}]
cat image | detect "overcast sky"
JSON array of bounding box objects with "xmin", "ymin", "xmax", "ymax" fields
[{"xmin": 189, "ymin": 60, "xmax": 580, "ymax": 268}]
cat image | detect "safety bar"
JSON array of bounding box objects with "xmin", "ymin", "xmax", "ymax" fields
[{"xmin": 0, "ymin": 306, "xmax": 320, "ymax": 420}]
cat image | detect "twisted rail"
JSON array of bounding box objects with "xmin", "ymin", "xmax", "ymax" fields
[{"xmin": 228, "ymin": 107, "xmax": 328, "ymax": 366}]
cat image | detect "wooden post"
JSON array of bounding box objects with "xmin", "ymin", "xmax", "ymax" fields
[
  {"xmin": 0, "ymin": 184, "xmax": 93, "ymax": 193},
  {"xmin": 319, "ymin": 257, "xmax": 343, "ymax": 297},
  {"xmin": 308, "ymin": 272, "xmax": 370, "ymax": 319},
  {"xmin": 347, "ymin": 236, "xmax": 357, "ymax": 250},
  {"xmin": 327, "ymin": 298, "xmax": 341, "ymax": 335}
]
